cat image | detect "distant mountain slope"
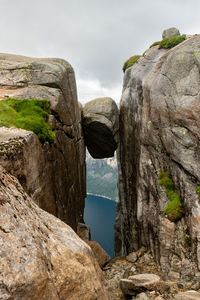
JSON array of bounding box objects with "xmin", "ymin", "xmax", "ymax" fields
[{"xmin": 86, "ymin": 151, "xmax": 118, "ymax": 201}]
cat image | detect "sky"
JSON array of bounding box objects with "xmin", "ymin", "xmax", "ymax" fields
[{"xmin": 0, "ymin": 0, "xmax": 200, "ymax": 104}]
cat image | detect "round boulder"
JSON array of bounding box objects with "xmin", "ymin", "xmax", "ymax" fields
[
  {"xmin": 162, "ymin": 27, "xmax": 180, "ymax": 39},
  {"xmin": 83, "ymin": 97, "xmax": 119, "ymax": 158},
  {"xmin": 120, "ymin": 273, "xmax": 169, "ymax": 295}
]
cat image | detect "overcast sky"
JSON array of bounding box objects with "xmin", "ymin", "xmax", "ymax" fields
[{"xmin": 0, "ymin": 0, "xmax": 200, "ymax": 104}]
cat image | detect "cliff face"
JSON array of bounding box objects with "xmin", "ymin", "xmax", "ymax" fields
[
  {"xmin": 115, "ymin": 35, "xmax": 200, "ymax": 278},
  {"xmin": 0, "ymin": 54, "xmax": 86, "ymax": 230},
  {"xmin": 0, "ymin": 165, "xmax": 110, "ymax": 300}
]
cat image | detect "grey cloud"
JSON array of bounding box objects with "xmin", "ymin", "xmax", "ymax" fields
[{"xmin": 0, "ymin": 0, "xmax": 200, "ymax": 91}]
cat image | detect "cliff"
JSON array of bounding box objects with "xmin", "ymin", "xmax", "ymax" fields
[
  {"xmin": 0, "ymin": 54, "xmax": 86, "ymax": 231},
  {"xmin": 115, "ymin": 34, "xmax": 200, "ymax": 280}
]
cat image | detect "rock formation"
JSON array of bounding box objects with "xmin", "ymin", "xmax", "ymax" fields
[
  {"xmin": 85, "ymin": 240, "xmax": 111, "ymax": 268},
  {"xmin": 0, "ymin": 53, "xmax": 86, "ymax": 230},
  {"xmin": 115, "ymin": 33, "xmax": 200, "ymax": 281},
  {"xmin": 0, "ymin": 165, "xmax": 111, "ymax": 300},
  {"xmin": 82, "ymin": 97, "xmax": 119, "ymax": 158},
  {"xmin": 162, "ymin": 27, "xmax": 180, "ymax": 39}
]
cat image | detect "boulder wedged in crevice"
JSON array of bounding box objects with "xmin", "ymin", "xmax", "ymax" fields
[{"xmin": 82, "ymin": 97, "xmax": 119, "ymax": 158}]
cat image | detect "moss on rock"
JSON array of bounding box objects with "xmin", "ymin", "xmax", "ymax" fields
[
  {"xmin": 123, "ymin": 55, "xmax": 141, "ymax": 72},
  {"xmin": 149, "ymin": 41, "xmax": 161, "ymax": 48},
  {"xmin": 196, "ymin": 186, "xmax": 200, "ymax": 197},
  {"xmin": 0, "ymin": 98, "xmax": 55, "ymax": 143},
  {"xmin": 158, "ymin": 171, "xmax": 184, "ymax": 222},
  {"xmin": 159, "ymin": 34, "xmax": 186, "ymax": 49},
  {"xmin": 150, "ymin": 35, "xmax": 186, "ymax": 49}
]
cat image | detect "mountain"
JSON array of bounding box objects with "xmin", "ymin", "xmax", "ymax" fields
[{"xmin": 86, "ymin": 151, "xmax": 118, "ymax": 201}]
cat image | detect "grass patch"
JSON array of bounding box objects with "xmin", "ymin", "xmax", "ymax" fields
[
  {"xmin": 159, "ymin": 34, "xmax": 186, "ymax": 49},
  {"xmin": 149, "ymin": 41, "xmax": 160, "ymax": 48},
  {"xmin": 184, "ymin": 235, "xmax": 191, "ymax": 248},
  {"xmin": 123, "ymin": 55, "xmax": 141, "ymax": 72},
  {"xmin": 0, "ymin": 98, "xmax": 55, "ymax": 143},
  {"xmin": 158, "ymin": 171, "xmax": 184, "ymax": 222},
  {"xmin": 196, "ymin": 186, "xmax": 200, "ymax": 197},
  {"xmin": 150, "ymin": 35, "xmax": 186, "ymax": 49}
]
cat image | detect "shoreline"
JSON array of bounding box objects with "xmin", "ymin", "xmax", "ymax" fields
[{"xmin": 86, "ymin": 193, "xmax": 118, "ymax": 202}]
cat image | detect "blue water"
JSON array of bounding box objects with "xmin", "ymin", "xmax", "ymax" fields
[{"xmin": 84, "ymin": 194, "xmax": 116, "ymax": 258}]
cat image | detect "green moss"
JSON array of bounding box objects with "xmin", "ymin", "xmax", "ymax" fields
[
  {"xmin": 184, "ymin": 235, "xmax": 191, "ymax": 248},
  {"xmin": 150, "ymin": 35, "xmax": 186, "ymax": 50},
  {"xmin": 158, "ymin": 171, "xmax": 184, "ymax": 222},
  {"xmin": 123, "ymin": 55, "xmax": 141, "ymax": 72},
  {"xmin": 149, "ymin": 41, "xmax": 161, "ymax": 48},
  {"xmin": 0, "ymin": 98, "xmax": 55, "ymax": 143},
  {"xmin": 196, "ymin": 186, "xmax": 200, "ymax": 197},
  {"xmin": 159, "ymin": 35, "xmax": 186, "ymax": 49}
]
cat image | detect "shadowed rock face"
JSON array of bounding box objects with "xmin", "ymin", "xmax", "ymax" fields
[
  {"xmin": 115, "ymin": 35, "xmax": 200, "ymax": 279},
  {"xmin": 83, "ymin": 97, "xmax": 119, "ymax": 158},
  {"xmin": 0, "ymin": 53, "xmax": 86, "ymax": 231},
  {"xmin": 0, "ymin": 166, "xmax": 111, "ymax": 300}
]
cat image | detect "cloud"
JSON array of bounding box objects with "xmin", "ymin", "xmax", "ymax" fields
[
  {"xmin": 77, "ymin": 77, "xmax": 122, "ymax": 105},
  {"xmin": 0, "ymin": 0, "xmax": 200, "ymax": 104}
]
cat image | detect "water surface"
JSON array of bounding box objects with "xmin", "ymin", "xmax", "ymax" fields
[{"xmin": 84, "ymin": 194, "xmax": 116, "ymax": 258}]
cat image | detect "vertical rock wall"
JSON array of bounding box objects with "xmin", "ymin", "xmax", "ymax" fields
[
  {"xmin": 115, "ymin": 36, "xmax": 200, "ymax": 278},
  {"xmin": 0, "ymin": 54, "xmax": 86, "ymax": 230}
]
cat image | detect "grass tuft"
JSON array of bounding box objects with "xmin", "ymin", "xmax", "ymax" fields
[
  {"xmin": 158, "ymin": 171, "xmax": 184, "ymax": 222},
  {"xmin": 0, "ymin": 98, "xmax": 55, "ymax": 143},
  {"xmin": 123, "ymin": 55, "xmax": 141, "ymax": 72},
  {"xmin": 149, "ymin": 35, "xmax": 186, "ymax": 49},
  {"xmin": 184, "ymin": 235, "xmax": 191, "ymax": 248},
  {"xmin": 159, "ymin": 34, "xmax": 186, "ymax": 49},
  {"xmin": 196, "ymin": 186, "xmax": 200, "ymax": 197}
]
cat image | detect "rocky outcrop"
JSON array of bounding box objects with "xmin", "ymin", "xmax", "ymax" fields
[
  {"xmin": 174, "ymin": 291, "xmax": 200, "ymax": 299},
  {"xmin": 85, "ymin": 241, "xmax": 111, "ymax": 268},
  {"xmin": 0, "ymin": 165, "xmax": 111, "ymax": 300},
  {"xmin": 104, "ymin": 250, "xmax": 200, "ymax": 299},
  {"xmin": 0, "ymin": 53, "xmax": 86, "ymax": 230},
  {"xmin": 115, "ymin": 34, "xmax": 200, "ymax": 280},
  {"xmin": 162, "ymin": 27, "xmax": 180, "ymax": 39},
  {"xmin": 83, "ymin": 97, "xmax": 119, "ymax": 158},
  {"xmin": 120, "ymin": 273, "xmax": 168, "ymax": 296}
]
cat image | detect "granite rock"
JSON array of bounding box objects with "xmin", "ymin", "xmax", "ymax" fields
[
  {"xmin": 0, "ymin": 165, "xmax": 111, "ymax": 300},
  {"xmin": 0, "ymin": 53, "xmax": 86, "ymax": 230},
  {"xmin": 174, "ymin": 290, "xmax": 200, "ymax": 300},
  {"xmin": 120, "ymin": 273, "xmax": 167, "ymax": 295},
  {"xmin": 115, "ymin": 34, "xmax": 200, "ymax": 279},
  {"xmin": 86, "ymin": 240, "xmax": 111, "ymax": 268},
  {"xmin": 83, "ymin": 97, "xmax": 119, "ymax": 158},
  {"xmin": 162, "ymin": 27, "xmax": 180, "ymax": 39}
]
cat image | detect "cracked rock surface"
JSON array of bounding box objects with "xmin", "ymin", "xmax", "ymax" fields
[
  {"xmin": 0, "ymin": 166, "xmax": 111, "ymax": 300},
  {"xmin": 115, "ymin": 34, "xmax": 200, "ymax": 278},
  {"xmin": 0, "ymin": 53, "xmax": 86, "ymax": 230}
]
